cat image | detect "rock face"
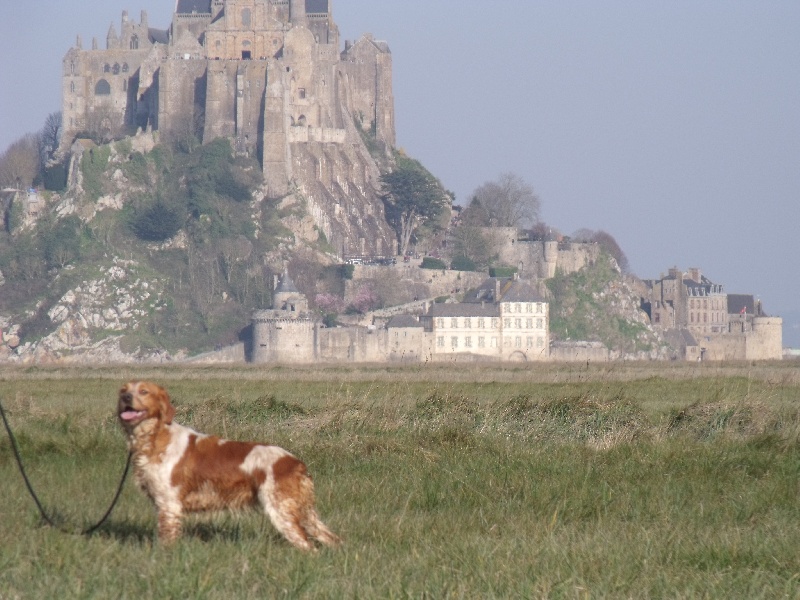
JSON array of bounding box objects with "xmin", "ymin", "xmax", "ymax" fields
[
  {"xmin": 1, "ymin": 258, "xmax": 176, "ymax": 364},
  {"xmin": 61, "ymin": 0, "xmax": 398, "ymax": 258}
]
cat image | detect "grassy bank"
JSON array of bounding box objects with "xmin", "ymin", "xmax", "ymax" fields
[{"xmin": 1, "ymin": 362, "xmax": 799, "ymax": 598}]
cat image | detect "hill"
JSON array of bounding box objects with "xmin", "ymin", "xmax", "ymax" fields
[{"xmin": 0, "ymin": 134, "xmax": 658, "ymax": 363}]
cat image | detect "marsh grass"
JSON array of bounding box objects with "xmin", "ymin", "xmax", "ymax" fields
[{"xmin": 1, "ymin": 362, "xmax": 799, "ymax": 598}]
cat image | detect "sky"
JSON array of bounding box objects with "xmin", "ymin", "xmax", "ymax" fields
[{"xmin": 1, "ymin": 1, "xmax": 799, "ymax": 346}]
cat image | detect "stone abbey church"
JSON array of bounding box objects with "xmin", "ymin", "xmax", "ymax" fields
[{"xmin": 61, "ymin": 0, "xmax": 398, "ymax": 257}]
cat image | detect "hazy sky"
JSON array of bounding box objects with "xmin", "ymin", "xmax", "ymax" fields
[{"xmin": 2, "ymin": 1, "xmax": 799, "ymax": 345}]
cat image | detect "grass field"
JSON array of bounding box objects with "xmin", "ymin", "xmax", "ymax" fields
[{"xmin": 1, "ymin": 362, "xmax": 799, "ymax": 598}]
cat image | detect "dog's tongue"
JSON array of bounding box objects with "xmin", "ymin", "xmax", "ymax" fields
[{"xmin": 120, "ymin": 410, "xmax": 144, "ymax": 421}]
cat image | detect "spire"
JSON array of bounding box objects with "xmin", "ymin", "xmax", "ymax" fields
[{"xmin": 107, "ymin": 23, "xmax": 119, "ymax": 49}]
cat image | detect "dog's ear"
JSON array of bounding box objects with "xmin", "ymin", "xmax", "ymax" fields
[{"xmin": 156, "ymin": 385, "xmax": 176, "ymax": 424}]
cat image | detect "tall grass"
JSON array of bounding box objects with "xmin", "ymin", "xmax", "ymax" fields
[{"xmin": 1, "ymin": 362, "xmax": 799, "ymax": 598}]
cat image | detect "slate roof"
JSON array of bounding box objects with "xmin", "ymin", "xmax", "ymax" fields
[
  {"xmin": 427, "ymin": 303, "xmax": 499, "ymax": 318},
  {"xmin": 386, "ymin": 315, "xmax": 423, "ymax": 329},
  {"xmin": 276, "ymin": 273, "xmax": 300, "ymax": 294},
  {"xmin": 499, "ymin": 279, "xmax": 544, "ymax": 303},
  {"xmin": 148, "ymin": 28, "xmax": 169, "ymax": 44},
  {"xmin": 306, "ymin": 0, "xmax": 329, "ymax": 13},
  {"xmin": 176, "ymin": 0, "xmax": 211, "ymax": 14},
  {"xmin": 728, "ymin": 294, "xmax": 754, "ymax": 316}
]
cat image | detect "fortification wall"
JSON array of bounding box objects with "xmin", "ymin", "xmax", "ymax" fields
[{"xmin": 748, "ymin": 317, "xmax": 783, "ymax": 360}]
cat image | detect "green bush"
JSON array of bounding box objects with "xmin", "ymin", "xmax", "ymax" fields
[
  {"xmin": 421, "ymin": 257, "xmax": 447, "ymax": 270},
  {"xmin": 450, "ymin": 255, "xmax": 477, "ymax": 271},
  {"xmin": 489, "ymin": 266, "xmax": 518, "ymax": 278},
  {"xmin": 130, "ymin": 200, "xmax": 184, "ymax": 242}
]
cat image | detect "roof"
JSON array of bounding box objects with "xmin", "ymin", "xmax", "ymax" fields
[
  {"xmin": 498, "ymin": 279, "xmax": 544, "ymax": 303},
  {"xmin": 427, "ymin": 303, "xmax": 499, "ymax": 318},
  {"xmin": 176, "ymin": 0, "xmax": 211, "ymax": 14},
  {"xmin": 148, "ymin": 28, "xmax": 169, "ymax": 45},
  {"xmin": 275, "ymin": 272, "xmax": 300, "ymax": 294},
  {"xmin": 387, "ymin": 315, "xmax": 423, "ymax": 329},
  {"xmin": 728, "ymin": 294, "xmax": 754, "ymax": 315},
  {"xmin": 306, "ymin": 0, "xmax": 329, "ymax": 13}
]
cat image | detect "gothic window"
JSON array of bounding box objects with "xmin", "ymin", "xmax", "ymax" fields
[
  {"xmin": 122, "ymin": 63, "xmax": 129, "ymax": 73},
  {"xmin": 104, "ymin": 64, "xmax": 111, "ymax": 73},
  {"xmin": 95, "ymin": 79, "xmax": 111, "ymax": 95},
  {"xmin": 130, "ymin": 35, "xmax": 139, "ymax": 50},
  {"xmin": 70, "ymin": 81, "xmax": 76, "ymax": 93},
  {"xmin": 113, "ymin": 63, "xmax": 120, "ymax": 75},
  {"xmin": 298, "ymin": 88, "xmax": 306, "ymax": 99},
  {"xmin": 123, "ymin": 79, "xmax": 128, "ymax": 91},
  {"xmin": 70, "ymin": 61, "xmax": 76, "ymax": 75},
  {"xmin": 241, "ymin": 8, "xmax": 251, "ymax": 27}
]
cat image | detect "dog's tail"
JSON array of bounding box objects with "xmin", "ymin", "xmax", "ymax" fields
[{"xmin": 298, "ymin": 473, "xmax": 342, "ymax": 548}]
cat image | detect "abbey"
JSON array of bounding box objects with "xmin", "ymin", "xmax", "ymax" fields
[{"xmin": 61, "ymin": 0, "xmax": 398, "ymax": 257}]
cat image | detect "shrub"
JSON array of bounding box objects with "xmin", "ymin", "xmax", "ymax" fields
[
  {"xmin": 450, "ymin": 255, "xmax": 477, "ymax": 272},
  {"xmin": 130, "ymin": 200, "xmax": 184, "ymax": 242},
  {"xmin": 489, "ymin": 266, "xmax": 518, "ymax": 278},
  {"xmin": 421, "ymin": 257, "xmax": 447, "ymax": 270}
]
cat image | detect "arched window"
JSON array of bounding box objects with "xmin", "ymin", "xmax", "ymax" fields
[
  {"xmin": 112, "ymin": 63, "xmax": 120, "ymax": 75},
  {"xmin": 103, "ymin": 64, "xmax": 111, "ymax": 73},
  {"xmin": 70, "ymin": 81, "xmax": 76, "ymax": 93},
  {"xmin": 95, "ymin": 79, "xmax": 111, "ymax": 95},
  {"xmin": 130, "ymin": 35, "xmax": 139, "ymax": 50},
  {"xmin": 70, "ymin": 61, "xmax": 76, "ymax": 75},
  {"xmin": 122, "ymin": 63, "xmax": 129, "ymax": 73}
]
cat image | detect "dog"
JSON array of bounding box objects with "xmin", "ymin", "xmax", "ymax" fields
[{"xmin": 117, "ymin": 380, "xmax": 340, "ymax": 551}]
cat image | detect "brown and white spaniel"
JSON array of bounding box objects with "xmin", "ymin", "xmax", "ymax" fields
[{"xmin": 117, "ymin": 381, "xmax": 340, "ymax": 551}]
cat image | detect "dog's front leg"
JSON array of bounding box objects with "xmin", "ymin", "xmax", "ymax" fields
[{"xmin": 157, "ymin": 510, "xmax": 182, "ymax": 543}]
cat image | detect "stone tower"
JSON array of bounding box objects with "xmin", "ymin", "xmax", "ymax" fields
[{"xmin": 61, "ymin": 0, "xmax": 398, "ymax": 258}]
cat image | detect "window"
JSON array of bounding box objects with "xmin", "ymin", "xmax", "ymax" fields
[
  {"xmin": 536, "ymin": 318, "xmax": 543, "ymax": 329},
  {"xmin": 437, "ymin": 336, "xmax": 444, "ymax": 348},
  {"xmin": 464, "ymin": 318, "xmax": 471, "ymax": 329},
  {"xmin": 503, "ymin": 318, "xmax": 511, "ymax": 328},
  {"xmin": 465, "ymin": 337, "xmax": 472, "ymax": 348},
  {"xmin": 537, "ymin": 337, "xmax": 545, "ymax": 348},
  {"xmin": 478, "ymin": 337, "xmax": 485, "ymax": 348},
  {"xmin": 70, "ymin": 61, "xmax": 75, "ymax": 75},
  {"xmin": 536, "ymin": 303, "xmax": 543, "ymax": 313},
  {"xmin": 70, "ymin": 81, "xmax": 76, "ymax": 93},
  {"xmin": 130, "ymin": 35, "xmax": 139, "ymax": 50},
  {"xmin": 526, "ymin": 318, "xmax": 533, "ymax": 329},
  {"xmin": 515, "ymin": 303, "xmax": 521, "ymax": 313},
  {"xmin": 515, "ymin": 318, "xmax": 522, "ymax": 329},
  {"xmin": 298, "ymin": 88, "xmax": 306, "ymax": 99},
  {"xmin": 526, "ymin": 303, "xmax": 533, "ymax": 313},
  {"xmin": 478, "ymin": 318, "xmax": 485, "ymax": 329},
  {"xmin": 122, "ymin": 63, "xmax": 129, "ymax": 73},
  {"xmin": 451, "ymin": 317, "xmax": 458, "ymax": 329},
  {"xmin": 104, "ymin": 64, "xmax": 111, "ymax": 73},
  {"xmin": 451, "ymin": 337, "xmax": 459, "ymax": 349},
  {"xmin": 436, "ymin": 318, "xmax": 444, "ymax": 329},
  {"xmin": 527, "ymin": 337, "xmax": 534, "ymax": 348},
  {"xmin": 491, "ymin": 318, "xmax": 499, "ymax": 329},
  {"xmin": 95, "ymin": 79, "xmax": 111, "ymax": 95},
  {"xmin": 491, "ymin": 337, "xmax": 498, "ymax": 348},
  {"xmin": 123, "ymin": 79, "xmax": 128, "ymax": 91},
  {"xmin": 112, "ymin": 63, "xmax": 120, "ymax": 75},
  {"xmin": 515, "ymin": 337, "xmax": 522, "ymax": 348},
  {"xmin": 241, "ymin": 8, "xmax": 252, "ymax": 27}
]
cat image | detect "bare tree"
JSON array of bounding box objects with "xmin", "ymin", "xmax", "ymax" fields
[
  {"xmin": 464, "ymin": 173, "xmax": 540, "ymax": 228},
  {"xmin": 0, "ymin": 134, "xmax": 41, "ymax": 189},
  {"xmin": 572, "ymin": 228, "xmax": 630, "ymax": 272},
  {"xmin": 39, "ymin": 112, "xmax": 63, "ymax": 164}
]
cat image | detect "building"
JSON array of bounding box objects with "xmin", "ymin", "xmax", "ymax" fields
[
  {"xmin": 642, "ymin": 267, "xmax": 782, "ymax": 360},
  {"xmin": 251, "ymin": 274, "xmax": 550, "ymax": 364},
  {"xmin": 61, "ymin": 0, "xmax": 397, "ymax": 257}
]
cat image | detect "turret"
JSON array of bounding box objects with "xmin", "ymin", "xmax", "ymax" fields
[
  {"xmin": 76, "ymin": 35, "xmax": 83, "ymax": 50},
  {"xmin": 141, "ymin": 10, "xmax": 148, "ymax": 28},
  {"xmin": 107, "ymin": 23, "xmax": 119, "ymax": 49}
]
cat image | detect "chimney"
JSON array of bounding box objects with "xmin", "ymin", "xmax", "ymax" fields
[{"xmin": 687, "ymin": 268, "xmax": 702, "ymax": 283}]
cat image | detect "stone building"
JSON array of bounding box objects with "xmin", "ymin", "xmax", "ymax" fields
[
  {"xmin": 61, "ymin": 0, "xmax": 397, "ymax": 257},
  {"xmin": 642, "ymin": 267, "xmax": 782, "ymax": 360},
  {"xmin": 251, "ymin": 274, "xmax": 550, "ymax": 364}
]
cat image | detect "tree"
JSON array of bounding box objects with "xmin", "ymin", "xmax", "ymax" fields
[
  {"xmin": 463, "ymin": 173, "xmax": 540, "ymax": 228},
  {"xmin": 449, "ymin": 225, "xmax": 496, "ymax": 270},
  {"xmin": 39, "ymin": 112, "xmax": 63, "ymax": 164},
  {"xmin": 572, "ymin": 228, "xmax": 630, "ymax": 272},
  {"xmin": 0, "ymin": 134, "xmax": 41, "ymax": 189},
  {"xmin": 380, "ymin": 155, "xmax": 449, "ymax": 257}
]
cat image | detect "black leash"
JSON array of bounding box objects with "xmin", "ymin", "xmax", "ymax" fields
[{"xmin": 0, "ymin": 397, "xmax": 132, "ymax": 535}]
